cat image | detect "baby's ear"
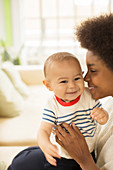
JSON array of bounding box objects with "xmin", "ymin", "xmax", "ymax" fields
[{"xmin": 43, "ymin": 80, "xmax": 52, "ymax": 91}]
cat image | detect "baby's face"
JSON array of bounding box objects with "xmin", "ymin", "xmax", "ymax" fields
[{"xmin": 47, "ymin": 59, "xmax": 84, "ymax": 102}]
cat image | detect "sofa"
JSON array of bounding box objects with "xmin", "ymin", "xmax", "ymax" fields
[{"xmin": 0, "ymin": 64, "xmax": 49, "ymax": 170}]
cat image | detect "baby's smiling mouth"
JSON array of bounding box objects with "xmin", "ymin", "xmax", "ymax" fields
[{"xmin": 66, "ymin": 91, "xmax": 77, "ymax": 94}]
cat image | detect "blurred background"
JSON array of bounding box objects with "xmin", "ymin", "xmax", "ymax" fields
[{"xmin": 0, "ymin": 0, "xmax": 113, "ymax": 70}]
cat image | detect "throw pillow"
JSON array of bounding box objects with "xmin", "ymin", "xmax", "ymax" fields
[
  {"xmin": 1, "ymin": 62, "xmax": 29, "ymax": 98},
  {"xmin": 0, "ymin": 69, "xmax": 24, "ymax": 117}
]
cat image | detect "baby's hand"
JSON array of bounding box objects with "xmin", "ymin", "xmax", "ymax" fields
[
  {"xmin": 91, "ymin": 107, "xmax": 109, "ymax": 125},
  {"xmin": 44, "ymin": 143, "xmax": 61, "ymax": 166}
]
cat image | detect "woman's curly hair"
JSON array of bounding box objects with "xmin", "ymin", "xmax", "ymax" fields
[{"xmin": 75, "ymin": 13, "xmax": 113, "ymax": 71}]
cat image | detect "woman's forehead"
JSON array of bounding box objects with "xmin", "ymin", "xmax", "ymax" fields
[{"xmin": 86, "ymin": 50, "xmax": 103, "ymax": 65}]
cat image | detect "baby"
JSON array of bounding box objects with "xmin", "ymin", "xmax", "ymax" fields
[{"xmin": 37, "ymin": 52, "xmax": 108, "ymax": 169}]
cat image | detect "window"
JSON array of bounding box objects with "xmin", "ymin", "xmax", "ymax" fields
[{"xmin": 19, "ymin": 0, "xmax": 113, "ymax": 67}]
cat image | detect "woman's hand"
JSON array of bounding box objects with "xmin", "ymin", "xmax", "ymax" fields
[{"xmin": 54, "ymin": 122, "xmax": 99, "ymax": 170}]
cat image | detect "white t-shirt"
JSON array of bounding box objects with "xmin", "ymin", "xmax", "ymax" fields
[{"xmin": 42, "ymin": 87, "xmax": 101, "ymax": 159}]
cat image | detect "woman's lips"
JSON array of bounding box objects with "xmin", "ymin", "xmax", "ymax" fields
[
  {"xmin": 89, "ymin": 86, "xmax": 97, "ymax": 92},
  {"xmin": 89, "ymin": 87, "xmax": 95, "ymax": 90}
]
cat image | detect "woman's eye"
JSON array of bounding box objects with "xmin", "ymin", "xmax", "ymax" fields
[
  {"xmin": 60, "ymin": 80, "xmax": 67, "ymax": 83},
  {"xmin": 90, "ymin": 69, "xmax": 96, "ymax": 73}
]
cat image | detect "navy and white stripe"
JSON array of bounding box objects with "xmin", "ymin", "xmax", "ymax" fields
[
  {"xmin": 42, "ymin": 88, "xmax": 102, "ymax": 157},
  {"xmin": 42, "ymin": 100, "xmax": 101, "ymax": 138},
  {"xmin": 42, "ymin": 89, "xmax": 101, "ymax": 138}
]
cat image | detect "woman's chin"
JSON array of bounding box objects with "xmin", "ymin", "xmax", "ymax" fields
[
  {"xmin": 90, "ymin": 92, "xmax": 99, "ymax": 100},
  {"xmin": 91, "ymin": 92, "xmax": 106, "ymax": 100}
]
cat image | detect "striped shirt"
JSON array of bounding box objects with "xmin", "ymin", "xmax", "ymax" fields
[{"xmin": 42, "ymin": 87, "xmax": 101, "ymax": 158}]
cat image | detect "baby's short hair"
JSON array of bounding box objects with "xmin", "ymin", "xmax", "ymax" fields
[{"xmin": 44, "ymin": 52, "xmax": 79, "ymax": 77}]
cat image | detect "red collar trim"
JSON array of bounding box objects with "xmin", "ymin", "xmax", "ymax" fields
[{"xmin": 55, "ymin": 95, "xmax": 81, "ymax": 106}]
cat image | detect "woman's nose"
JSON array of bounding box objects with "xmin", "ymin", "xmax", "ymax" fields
[{"xmin": 84, "ymin": 72, "xmax": 90, "ymax": 82}]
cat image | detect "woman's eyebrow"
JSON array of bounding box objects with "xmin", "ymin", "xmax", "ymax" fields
[{"xmin": 87, "ymin": 64, "xmax": 96, "ymax": 66}]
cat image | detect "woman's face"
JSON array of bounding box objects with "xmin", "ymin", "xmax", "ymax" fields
[{"xmin": 84, "ymin": 50, "xmax": 113, "ymax": 100}]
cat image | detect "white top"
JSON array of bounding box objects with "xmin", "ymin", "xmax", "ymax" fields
[
  {"xmin": 96, "ymin": 97, "xmax": 113, "ymax": 169},
  {"xmin": 42, "ymin": 87, "xmax": 101, "ymax": 159}
]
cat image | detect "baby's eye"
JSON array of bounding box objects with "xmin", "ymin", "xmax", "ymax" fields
[
  {"xmin": 74, "ymin": 77, "xmax": 80, "ymax": 81},
  {"xmin": 60, "ymin": 80, "xmax": 68, "ymax": 83}
]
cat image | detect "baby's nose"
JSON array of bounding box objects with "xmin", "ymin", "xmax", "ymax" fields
[{"xmin": 68, "ymin": 81, "xmax": 75, "ymax": 88}]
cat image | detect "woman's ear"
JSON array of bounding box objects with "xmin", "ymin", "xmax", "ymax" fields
[{"xmin": 43, "ymin": 80, "xmax": 52, "ymax": 91}]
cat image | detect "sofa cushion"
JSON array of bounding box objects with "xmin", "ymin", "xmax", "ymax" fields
[
  {"xmin": 0, "ymin": 85, "xmax": 49, "ymax": 146},
  {"xmin": 1, "ymin": 63, "xmax": 29, "ymax": 98},
  {"xmin": 0, "ymin": 70, "xmax": 24, "ymax": 118}
]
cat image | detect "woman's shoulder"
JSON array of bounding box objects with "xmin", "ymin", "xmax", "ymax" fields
[{"xmin": 100, "ymin": 96, "xmax": 113, "ymax": 115}]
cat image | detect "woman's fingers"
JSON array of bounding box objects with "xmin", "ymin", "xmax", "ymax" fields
[
  {"xmin": 54, "ymin": 122, "xmax": 92, "ymax": 167},
  {"xmin": 59, "ymin": 122, "xmax": 83, "ymax": 138},
  {"xmin": 71, "ymin": 122, "xmax": 83, "ymax": 137},
  {"xmin": 54, "ymin": 123, "xmax": 84, "ymax": 143},
  {"xmin": 55, "ymin": 135, "xmax": 64, "ymax": 147},
  {"xmin": 55, "ymin": 125, "xmax": 66, "ymax": 142},
  {"xmin": 54, "ymin": 122, "xmax": 81, "ymax": 142}
]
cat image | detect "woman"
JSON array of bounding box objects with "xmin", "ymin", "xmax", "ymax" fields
[
  {"xmin": 55, "ymin": 13, "xmax": 113, "ymax": 169},
  {"xmin": 8, "ymin": 13, "xmax": 113, "ymax": 170}
]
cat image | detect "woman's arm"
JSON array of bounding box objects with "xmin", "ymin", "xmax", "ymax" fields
[{"xmin": 55, "ymin": 122, "xmax": 99, "ymax": 170}]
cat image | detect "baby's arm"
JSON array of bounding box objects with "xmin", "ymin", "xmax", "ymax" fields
[
  {"xmin": 37, "ymin": 121, "xmax": 61, "ymax": 166},
  {"xmin": 91, "ymin": 107, "xmax": 109, "ymax": 125}
]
